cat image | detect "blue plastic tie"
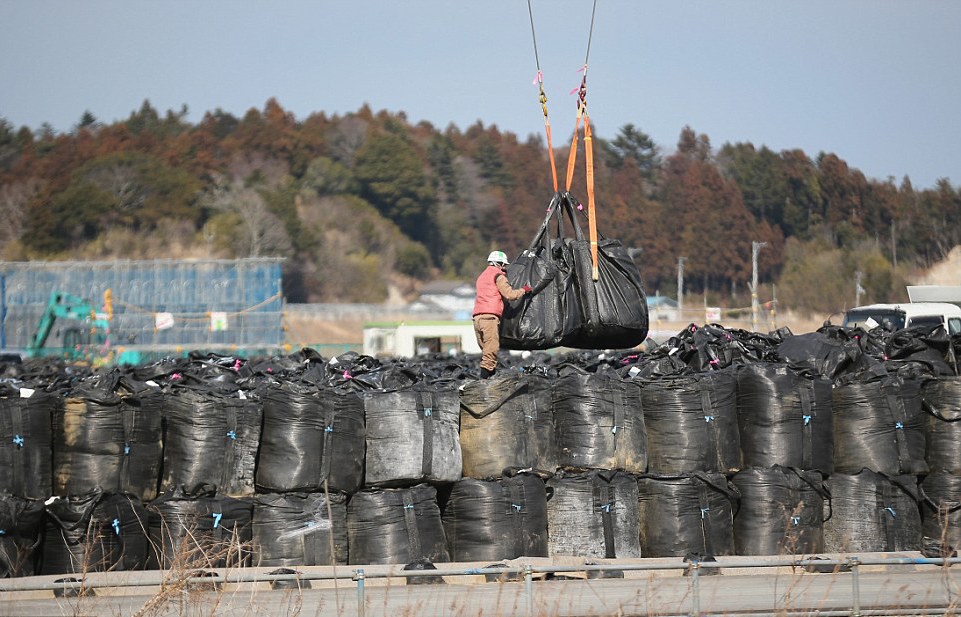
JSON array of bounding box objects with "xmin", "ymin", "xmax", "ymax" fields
[
  {"xmin": 112, "ymin": 518, "xmax": 121, "ymax": 535},
  {"xmin": 791, "ymin": 516, "xmax": 800, "ymax": 526},
  {"xmin": 895, "ymin": 421, "xmax": 904, "ymax": 430},
  {"xmin": 212, "ymin": 512, "xmax": 223, "ymax": 529},
  {"xmin": 12, "ymin": 435, "xmax": 24, "ymax": 448},
  {"xmin": 123, "ymin": 442, "xmax": 131, "ymax": 455},
  {"xmin": 700, "ymin": 507, "xmax": 710, "ymax": 519},
  {"xmin": 423, "ymin": 407, "xmax": 432, "ymax": 417},
  {"xmin": 611, "ymin": 425, "xmax": 619, "ymax": 434},
  {"xmin": 325, "ymin": 425, "xmax": 334, "ymax": 433},
  {"xmin": 404, "ymin": 503, "xmax": 414, "ymax": 510},
  {"xmin": 512, "ymin": 503, "xmax": 523, "ymax": 512},
  {"xmin": 226, "ymin": 430, "xmax": 236, "ymax": 440},
  {"xmin": 803, "ymin": 415, "xmax": 811, "ymax": 426},
  {"xmin": 0, "ymin": 529, "xmax": 6, "ymax": 536},
  {"xmin": 704, "ymin": 415, "xmax": 714, "ymax": 423},
  {"xmin": 602, "ymin": 504, "xmax": 612, "ymax": 513},
  {"xmin": 885, "ymin": 507, "xmax": 897, "ymax": 518}
]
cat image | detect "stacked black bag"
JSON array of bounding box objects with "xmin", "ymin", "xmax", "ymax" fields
[{"xmin": 501, "ymin": 192, "xmax": 648, "ymax": 350}]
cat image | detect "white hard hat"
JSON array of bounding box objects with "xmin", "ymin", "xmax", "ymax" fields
[{"xmin": 487, "ymin": 250, "xmax": 509, "ymax": 266}]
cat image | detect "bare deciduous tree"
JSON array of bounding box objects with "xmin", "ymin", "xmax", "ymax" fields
[
  {"xmin": 0, "ymin": 178, "xmax": 42, "ymax": 248},
  {"xmin": 327, "ymin": 116, "xmax": 368, "ymax": 167},
  {"xmin": 204, "ymin": 181, "xmax": 291, "ymax": 258}
]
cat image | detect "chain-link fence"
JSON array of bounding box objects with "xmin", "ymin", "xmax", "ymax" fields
[{"xmin": 0, "ymin": 258, "xmax": 284, "ymax": 353}]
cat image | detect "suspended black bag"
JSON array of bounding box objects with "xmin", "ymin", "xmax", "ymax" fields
[
  {"xmin": 364, "ymin": 383, "xmax": 461, "ymax": 486},
  {"xmin": 823, "ymin": 470, "xmax": 921, "ymax": 553},
  {"xmin": 546, "ymin": 470, "xmax": 640, "ymax": 559},
  {"xmin": 736, "ymin": 363, "xmax": 834, "ymax": 475},
  {"xmin": 0, "ymin": 492, "xmax": 44, "ymax": 578},
  {"xmin": 731, "ymin": 466, "xmax": 827, "ymax": 556},
  {"xmin": 54, "ymin": 376, "xmax": 163, "ymax": 502},
  {"xmin": 0, "ymin": 383, "xmax": 56, "ymax": 499},
  {"xmin": 161, "ymin": 385, "xmax": 262, "ymax": 497},
  {"xmin": 921, "ymin": 377, "xmax": 961, "ymax": 473},
  {"xmin": 637, "ymin": 473, "xmax": 739, "ymax": 558},
  {"xmin": 459, "ymin": 373, "xmax": 557, "ymax": 478},
  {"xmin": 502, "ymin": 192, "xmax": 649, "ymax": 350},
  {"xmin": 639, "ymin": 370, "xmax": 742, "ymax": 475},
  {"xmin": 346, "ymin": 484, "xmax": 449, "ymax": 565},
  {"xmin": 500, "ymin": 193, "xmax": 581, "ymax": 350},
  {"xmin": 252, "ymin": 492, "xmax": 348, "ymax": 567},
  {"xmin": 256, "ymin": 381, "xmax": 365, "ymax": 494},
  {"xmin": 552, "ymin": 370, "xmax": 646, "ymax": 473},
  {"xmin": 41, "ymin": 489, "xmax": 150, "ymax": 575},
  {"xmin": 147, "ymin": 487, "xmax": 253, "ymax": 569},
  {"xmin": 832, "ymin": 376, "xmax": 928, "ymax": 475},
  {"xmin": 442, "ymin": 473, "xmax": 549, "ymax": 562}
]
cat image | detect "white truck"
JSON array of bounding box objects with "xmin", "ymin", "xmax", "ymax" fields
[{"xmin": 842, "ymin": 286, "xmax": 961, "ymax": 334}]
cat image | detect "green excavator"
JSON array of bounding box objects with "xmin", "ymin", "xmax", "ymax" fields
[{"xmin": 26, "ymin": 290, "xmax": 113, "ymax": 363}]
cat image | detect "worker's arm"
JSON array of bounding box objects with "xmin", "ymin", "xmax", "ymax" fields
[{"xmin": 495, "ymin": 273, "xmax": 530, "ymax": 301}]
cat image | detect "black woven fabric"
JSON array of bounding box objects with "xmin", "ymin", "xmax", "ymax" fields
[
  {"xmin": 922, "ymin": 377, "xmax": 961, "ymax": 473},
  {"xmin": 0, "ymin": 383, "xmax": 56, "ymax": 499},
  {"xmin": 252, "ymin": 492, "xmax": 348, "ymax": 567},
  {"xmin": 824, "ymin": 470, "xmax": 921, "ymax": 553},
  {"xmin": 346, "ymin": 484, "xmax": 449, "ymax": 565},
  {"xmin": 147, "ymin": 488, "xmax": 253, "ymax": 569},
  {"xmin": 0, "ymin": 492, "xmax": 44, "ymax": 578},
  {"xmin": 442, "ymin": 473, "xmax": 548, "ymax": 562},
  {"xmin": 459, "ymin": 374, "xmax": 557, "ymax": 478},
  {"xmin": 256, "ymin": 380, "xmax": 364, "ymax": 493},
  {"xmin": 832, "ymin": 376, "xmax": 927, "ymax": 475},
  {"xmin": 640, "ymin": 370, "xmax": 741, "ymax": 475},
  {"xmin": 736, "ymin": 363, "xmax": 834, "ymax": 474},
  {"xmin": 42, "ymin": 489, "xmax": 149, "ymax": 574},
  {"xmin": 552, "ymin": 370, "xmax": 646, "ymax": 473},
  {"xmin": 731, "ymin": 466, "xmax": 826, "ymax": 556}
]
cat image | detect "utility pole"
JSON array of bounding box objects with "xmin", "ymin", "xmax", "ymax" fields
[
  {"xmin": 0, "ymin": 273, "xmax": 5, "ymax": 350},
  {"xmin": 677, "ymin": 256, "xmax": 686, "ymax": 322},
  {"xmin": 855, "ymin": 271, "xmax": 865, "ymax": 306},
  {"xmin": 751, "ymin": 241, "xmax": 767, "ymax": 332}
]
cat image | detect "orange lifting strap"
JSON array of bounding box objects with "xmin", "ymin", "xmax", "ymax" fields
[
  {"xmin": 528, "ymin": 0, "xmax": 600, "ymax": 279},
  {"xmin": 584, "ymin": 109, "xmax": 599, "ymax": 281}
]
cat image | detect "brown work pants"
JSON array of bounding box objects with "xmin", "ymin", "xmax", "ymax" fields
[{"xmin": 473, "ymin": 314, "xmax": 500, "ymax": 371}]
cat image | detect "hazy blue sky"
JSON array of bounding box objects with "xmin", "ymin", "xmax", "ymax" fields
[{"xmin": 2, "ymin": 1, "xmax": 959, "ymax": 189}]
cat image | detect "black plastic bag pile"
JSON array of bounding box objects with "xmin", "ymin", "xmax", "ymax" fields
[{"xmin": 2, "ymin": 320, "xmax": 961, "ymax": 574}]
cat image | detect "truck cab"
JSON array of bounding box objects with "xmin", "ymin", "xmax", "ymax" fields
[{"xmin": 843, "ymin": 302, "xmax": 961, "ymax": 335}]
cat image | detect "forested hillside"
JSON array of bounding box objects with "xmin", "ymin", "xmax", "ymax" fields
[{"xmin": 1, "ymin": 98, "xmax": 958, "ymax": 312}]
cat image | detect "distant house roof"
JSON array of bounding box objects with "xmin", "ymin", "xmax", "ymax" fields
[
  {"xmin": 647, "ymin": 295, "xmax": 679, "ymax": 308},
  {"xmin": 419, "ymin": 280, "xmax": 474, "ymax": 296}
]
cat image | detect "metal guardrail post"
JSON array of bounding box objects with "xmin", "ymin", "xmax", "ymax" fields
[
  {"xmin": 525, "ymin": 564, "xmax": 534, "ymax": 617},
  {"xmin": 690, "ymin": 561, "xmax": 701, "ymax": 617},
  {"xmin": 850, "ymin": 557, "xmax": 861, "ymax": 617},
  {"xmin": 354, "ymin": 569, "xmax": 365, "ymax": 617}
]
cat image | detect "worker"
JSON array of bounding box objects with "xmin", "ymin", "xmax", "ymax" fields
[{"xmin": 473, "ymin": 250, "xmax": 532, "ymax": 379}]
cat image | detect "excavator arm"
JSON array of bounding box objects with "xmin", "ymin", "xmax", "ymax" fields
[{"xmin": 27, "ymin": 291, "xmax": 107, "ymax": 358}]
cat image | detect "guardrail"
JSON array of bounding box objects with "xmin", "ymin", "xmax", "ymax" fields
[{"xmin": 4, "ymin": 555, "xmax": 960, "ymax": 617}]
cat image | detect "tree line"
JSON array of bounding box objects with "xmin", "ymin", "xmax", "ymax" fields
[{"xmin": 1, "ymin": 98, "xmax": 958, "ymax": 312}]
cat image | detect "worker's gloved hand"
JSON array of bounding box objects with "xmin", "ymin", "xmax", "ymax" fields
[{"xmin": 522, "ymin": 285, "xmax": 533, "ymax": 294}]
